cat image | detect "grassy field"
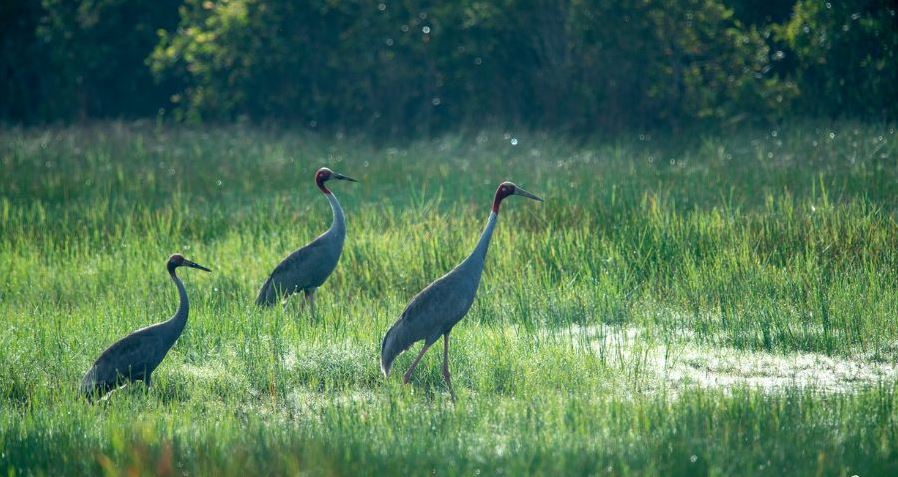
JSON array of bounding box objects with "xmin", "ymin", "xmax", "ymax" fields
[{"xmin": 2, "ymin": 121, "xmax": 898, "ymax": 475}]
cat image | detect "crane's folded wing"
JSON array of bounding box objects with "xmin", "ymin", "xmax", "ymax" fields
[{"xmin": 91, "ymin": 331, "xmax": 166, "ymax": 382}]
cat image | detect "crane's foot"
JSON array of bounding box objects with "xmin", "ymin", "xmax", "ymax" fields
[
  {"xmin": 442, "ymin": 369, "xmax": 452, "ymax": 387},
  {"xmin": 442, "ymin": 369, "xmax": 456, "ymax": 400}
]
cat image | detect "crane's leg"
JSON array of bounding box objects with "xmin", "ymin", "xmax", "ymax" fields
[
  {"xmin": 441, "ymin": 333, "xmax": 452, "ymax": 386},
  {"xmin": 302, "ymin": 288, "xmax": 317, "ymax": 317},
  {"xmin": 442, "ymin": 333, "xmax": 456, "ymax": 400},
  {"xmin": 304, "ymin": 288, "xmax": 317, "ymax": 310},
  {"xmin": 403, "ymin": 342, "xmax": 432, "ymax": 384}
]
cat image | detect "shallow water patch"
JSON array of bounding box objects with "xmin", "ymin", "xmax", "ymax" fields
[
  {"xmin": 564, "ymin": 324, "xmax": 898, "ymax": 393},
  {"xmin": 658, "ymin": 343, "xmax": 898, "ymax": 392}
]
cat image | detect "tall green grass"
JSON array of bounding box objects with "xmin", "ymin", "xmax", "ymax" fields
[{"xmin": 2, "ymin": 122, "xmax": 898, "ymax": 475}]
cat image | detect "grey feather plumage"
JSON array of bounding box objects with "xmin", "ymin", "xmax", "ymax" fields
[
  {"xmin": 256, "ymin": 192, "xmax": 346, "ymax": 306},
  {"xmin": 81, "ymin": 258, "xmax": 202, "ymax": 400},
  {"xmin": 380, "ymin": 212, "xmax": 497, "ymax": 376}
]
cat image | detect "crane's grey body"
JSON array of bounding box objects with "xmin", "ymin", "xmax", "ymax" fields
[
  {"xmin": 256, "ymin": 192, "xmax": 346, "ymax": 306},
  {"xmin": 81, "ymin": 255, "xmax": 209, "ymax": 399},
  {"xmin": 379, "ymin": 181, "xmax": 542, "ymax": 392},
  {"xmin": 380, "ymin": 213, "xmax": 497, "ymax": 375}
]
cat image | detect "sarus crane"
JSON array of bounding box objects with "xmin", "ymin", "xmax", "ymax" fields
[
  {"xmin": 80, "ymin": 254, "xmax": 211, "ymax": 400},
  {"xmin": 380, "ymin": 181, "xmax": 542, "ymax": 391},
  {"xmin": 256, "ymin": 167, "xmax": 357, "ymax": 309}
]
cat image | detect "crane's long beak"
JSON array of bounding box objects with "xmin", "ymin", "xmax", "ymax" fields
[
  {"xmin": 514, "ymin": 187, "xmax": 543, "ymax": 202},
  {"xmin": 185, "ymin": 260, "xmax": 212, "ymax": 272},
  {"xmin": 335, "ymin": 173, "xmax": 358, "ymax": 182}
]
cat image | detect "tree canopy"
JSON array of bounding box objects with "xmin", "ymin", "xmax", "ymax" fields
[{"xmin": 2, "ymin": 0, "xmax": 896, "ymax": 132}]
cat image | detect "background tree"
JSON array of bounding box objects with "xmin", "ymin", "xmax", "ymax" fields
[
  {"xmin": 2, "ymin": 0, "xmax": 895, "ymax": 129},
  {"xmin": 779, "ymin": 0, "xmax": 898, "ymax": 119}
]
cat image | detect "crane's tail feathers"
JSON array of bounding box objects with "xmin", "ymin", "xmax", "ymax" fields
[
  {"xmin": 80, "ymin": 366, "xmax": 101, "ymax": 400},
  {"xmin": 380, "ymin": 321, "xmax": 414, "ymax": 377},
  {"xmin": 80, "ymin": 367, "xmax": 123, "ymax": 402},
  {"xmin": 255, "ymin": 277, "xmax": 279, "ymax": 307},
  {"xmin": 380, "ymin": 330, "xmax": 395, "ymax": 377}
]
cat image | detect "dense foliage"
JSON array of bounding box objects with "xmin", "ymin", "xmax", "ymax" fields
[
  {"xmin": 2, "ymin": 1, "xmax": 896, "ymax": 130},
  {"xmin": 1, "ymin": 0, "xmax": 180, "ymax": 121},
  {"xmin": 778, "ymin": 0, "xmax": 898, "ymax": 118}
]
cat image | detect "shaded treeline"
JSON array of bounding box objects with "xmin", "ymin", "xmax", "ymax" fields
[{"xmin": 1, "ymin": 0, "xmax": 896, "ymax": 133}]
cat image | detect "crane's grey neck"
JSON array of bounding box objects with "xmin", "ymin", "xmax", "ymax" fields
[
  {"xmin": 326, "ymin": 191, "xmax": 345, "ymax": 234},
  {"xmin": 164, "ymin": 269, "xmax": 189, "ymax": 342},
  {"xmin": 464, "ymin": 212, "xmax": 498, "ymax": 268}
]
